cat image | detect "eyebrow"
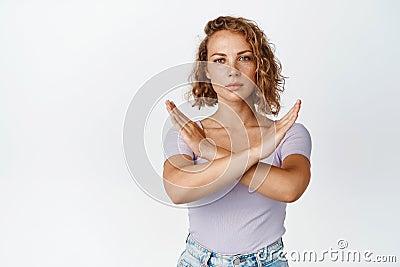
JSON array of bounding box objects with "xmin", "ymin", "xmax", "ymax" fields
[{"xmin": 210, "ymin": 50, "xmax": 253, "ymax": 57}]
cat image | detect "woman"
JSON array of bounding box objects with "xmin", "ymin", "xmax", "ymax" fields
[{"xmin": 163, "ymin": 16, "xmax": 312, "ymax": 267}]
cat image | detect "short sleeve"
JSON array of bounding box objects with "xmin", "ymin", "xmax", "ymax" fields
[
  {"xmin": 278, "ymin": 122, "xmax": 312, "ymax": 165},
  {"xmin": 163, "ymin": 126, "xmax": 195, "ymax": 160}
]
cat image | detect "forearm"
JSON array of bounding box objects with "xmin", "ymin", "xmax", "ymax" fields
[
  {"xmin": 239, "ymin": 162, "xmax": 309, "ymax": 203},
  {"xmin": 202, "ymin": 145, "xmax": 233, "ymax": 161},
  {"xmin": 163, "ymin": 148, "xmax": 259, "ymax": 204},
  {"xmin": 201, "ymin": 146, "xmax": 308, "ymax": 203}
]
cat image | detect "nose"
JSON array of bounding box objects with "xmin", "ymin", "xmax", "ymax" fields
[{"xmin": 227, "ymin": 64, "xmax": 241, "ymax": 77}]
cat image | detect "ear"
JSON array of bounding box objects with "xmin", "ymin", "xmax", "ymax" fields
[{"xmin": 205, "ymin": 68, "xmax": 211, "ymax": 80}]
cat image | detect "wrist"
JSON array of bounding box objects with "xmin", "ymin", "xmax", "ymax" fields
[
  {"xmin": 249, "ymin": 145, "xmax": 261, "ymax": 162},
  {"xmin": 198, "ymin": 138, "xmax": 216, "ymax": 161}
]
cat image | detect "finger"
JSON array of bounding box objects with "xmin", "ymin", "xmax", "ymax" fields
[
  {"xmin": 283, "ymin": 99, "xmax": 300, "ymax": 119},
  {"xmin": 278, "ymin": 99, "xmax": 301, "ymax": 125},
  {"xmin": 166, "ymin": 100, "xmax": 187, "ymax": 127},
  {"xmin": 168, "ymin": 109, "xmax": 182, "ymax": 130},
  {"xmin": 276, "ymin": 107, "xmax": 300, "ymax": 135},
  {"xmin": 168, "ymin": 102, "xmax": 196, "ymax": 130},
  {"xmin": 279, "ymin": 99, "xmax": 300, "ymax": 122},
  {"xmin": 170, "ymin": 102, "xmax": 190, "ymax": 122},
  {"xmin": 169, "ymin": 102, "xmax": 193, "ymax": 126},
  {"xmin": 167, "ymin": 101, "xmax": 200, "ymax": 134},
  {"xmin": 165, "ymin": 100, "xmax": 174, "ymax": 113},
  {"xmin": 166, "ymin": 100, "xmax": 187, "ymax": 130},
  {"xmin": 278, "ymin": 110, "xmax": 298, "ymax": 131},
  {"xmin": 170, "ymin": 108, "xmax": 191, "ymax": 129},
  {"xmin": 166, "ymin": 100, "xmax": 179, "ymax": 110}
]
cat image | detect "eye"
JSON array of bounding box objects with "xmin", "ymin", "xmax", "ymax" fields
[
  {"xmin": 213, "ymin": 58, "xmax": 225, "ymax": 63},
  {"xmin": 239, "ymin": 56, "xmax": 252, "ymax": 61}
]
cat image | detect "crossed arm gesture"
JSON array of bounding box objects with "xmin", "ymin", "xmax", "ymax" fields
[{"xmin": 163, "ymin": 100, "xmax": 310, "ymax": 204}]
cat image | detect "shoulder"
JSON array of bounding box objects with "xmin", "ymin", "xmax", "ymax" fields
[
  {"xmin": 277, "ymin": 122, "xmax": 312, "ymax": 163},
  {"xmin": 285, "ymin": 122, "xmax": 311, "ymax": 140}
]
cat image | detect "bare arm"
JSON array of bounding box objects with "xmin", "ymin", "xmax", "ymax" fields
[
  {"xmin": 239, "ymin": 154, "xmax": 311, "ymax": 203},
  {"xmin": 164, "ymin": 147, "xmax": 311, "ymax": 203},
  {"xmin": 163, "ymin": 147, "xmax": 259, "ymax": 204},
  {"xmin": 163, "ymin": 100, "xmax": 301, "ymax": 204}
]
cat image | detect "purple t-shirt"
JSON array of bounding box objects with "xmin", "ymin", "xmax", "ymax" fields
[{"xmin": 163, "ymin": 121, "xmax": 312, "ymax": 254}]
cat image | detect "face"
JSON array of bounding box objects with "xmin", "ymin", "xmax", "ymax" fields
[{"xmin": 205, "ymin": 30, "xmax": 257, "ymax": 105}]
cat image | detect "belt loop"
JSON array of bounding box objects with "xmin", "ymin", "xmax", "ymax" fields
[
  {"xmin": 255, "ymin": 252, "xmax": 263, "ymax": 267},
  {"xmin": 257, "ymin": 247, "xmax": 267, "ymax": 261},
  {"xmin": 201, "ymin": 250, "xmax": 211, "ymax": 267},
  {"xmin": 185, "ymin": 233, "xmax": 190, "ymax": 243}
]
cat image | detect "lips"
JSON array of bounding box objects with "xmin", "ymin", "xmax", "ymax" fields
[{"xmin": 225, "ymin": 82, "xmax": 243, "ymax": 91}]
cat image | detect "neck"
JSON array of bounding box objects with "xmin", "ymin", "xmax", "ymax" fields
[{"xmin": 212, "ymin": 98, "xmax": 259, "ymax": 128}]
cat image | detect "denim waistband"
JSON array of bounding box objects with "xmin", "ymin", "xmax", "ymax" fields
[{"xmin": 184, "ymin": 233, "xmax": 284, "ymax": 266}]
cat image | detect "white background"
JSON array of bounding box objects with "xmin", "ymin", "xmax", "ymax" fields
[{"xmin": 1, "ymin": 0, "xmax": 399, "ymax": 266}]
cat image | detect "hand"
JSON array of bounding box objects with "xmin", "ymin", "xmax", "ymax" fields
[
  {"xmin": 165, "ymin": 100, "xmax": 217, "ymax": 160},
  {"xmin": 253, "ymin": 99, "xmax": 301, "ymax": 159}
]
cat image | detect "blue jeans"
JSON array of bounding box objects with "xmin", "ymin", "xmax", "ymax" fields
[{"xmin": 177, "ymin": 234, "xmax": 289, "ymax": 267}]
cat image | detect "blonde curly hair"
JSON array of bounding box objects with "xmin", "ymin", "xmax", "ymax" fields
[{"xmin": 188, "ymin": 16, "xmax": 286, "ymax": 116}]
